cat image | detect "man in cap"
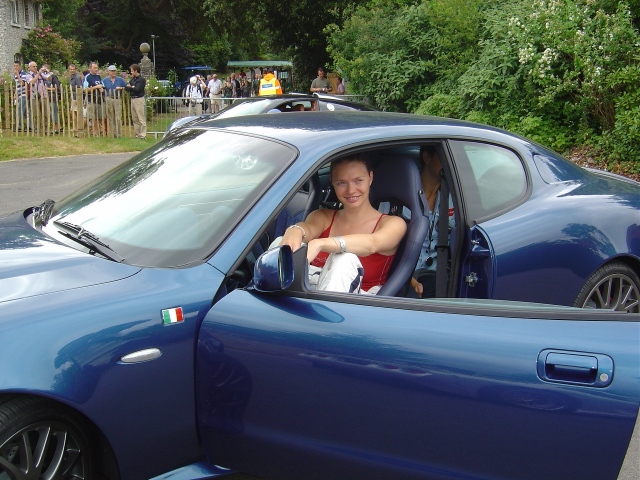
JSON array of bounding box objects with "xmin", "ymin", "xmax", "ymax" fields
[
  {"xmin": 207, "ymin": 73, "xmax": 223, "ymax": 113},
  {"xmin": 102, "ymin": 65, "xmax": 127, "ymax": 137},
  {"xmin": 184, "ymin": 75, "xmax": 206, "ymax": 116}
]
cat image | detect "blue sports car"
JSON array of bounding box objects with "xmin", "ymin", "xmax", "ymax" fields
[{"xmin": 0, "ymin": 112, "xmax": 638, "ymax": 480}]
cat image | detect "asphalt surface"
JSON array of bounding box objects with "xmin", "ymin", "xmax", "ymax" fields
[{"xmin": 0, "ymin": 153, "xmax": 135, "ymax": 216}]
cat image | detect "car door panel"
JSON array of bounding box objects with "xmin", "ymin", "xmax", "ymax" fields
[
  {"xmin": 457, "ymin": 225, "xmax": 495, "ymax": 300},
  {"xmin": 197, "ymin": 289, "xmax": 639, "ymax": 480}
]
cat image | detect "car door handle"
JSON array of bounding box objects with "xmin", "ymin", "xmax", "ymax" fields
[{"xmin": 537, "ymin": 349, "xmax": 614, "ymax": 387}]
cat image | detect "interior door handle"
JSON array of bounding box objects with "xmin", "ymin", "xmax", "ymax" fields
[{"xmin": 537, "ymin": 349, "xmax": 614, "ymax": 387}]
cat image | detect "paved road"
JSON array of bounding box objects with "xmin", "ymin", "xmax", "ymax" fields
[{"xmin": 0, "ymin": 153, "xmax": 135, "ymax": 216}]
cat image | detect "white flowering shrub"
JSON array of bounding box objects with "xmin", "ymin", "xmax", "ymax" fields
[{"xmin": 452, "ymin": 0, "xmax": 640, "ymax": 155}]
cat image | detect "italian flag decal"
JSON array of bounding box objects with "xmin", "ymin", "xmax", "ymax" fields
[{"xmin": 162, "ymin": 307, "xmax": 184, "ymax": 325}]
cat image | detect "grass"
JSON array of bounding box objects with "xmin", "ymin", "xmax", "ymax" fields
[
  {"xmin": 0, "ymin": 132, "xmax": 161, "ymax": 162},
  {"xmin": 0, "ymin": 103, "xmax": 195, "ymax": 162}
]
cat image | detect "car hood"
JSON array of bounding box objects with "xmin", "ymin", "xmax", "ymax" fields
[{"xmin": 0, "ymin": 213, "xmax": 141, "ymax": 303}]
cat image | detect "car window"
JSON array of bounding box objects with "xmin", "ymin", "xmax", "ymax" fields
[
  {"xmin": 44, "ymin": 130, "xmax": 296, "ymax": 268},
  {"xmin": 319, "ymin": 101, "xmax": 362, "ymax": 111},
  {"xmin": 449, "ymin": 140, "xmax": 527, "ymax": 221},
  {"xmin": 216, "ymin": 100, "xmax": 270, "ymax": 119},
  {"xmin": 279, "ymin": 101, "xmax": 313, "ymax": 112}
]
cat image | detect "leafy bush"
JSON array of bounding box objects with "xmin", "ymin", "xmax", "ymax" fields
[
  {"xmin": 20, "ymin": 24, "xmax": 81, "ymax": 69},
  {"xmin": 330, "ymin": 0, "xmax": 640, "ymax": 168},
  {"xmin": 327, "ymin": 0, "xmax": 482, "ymax": 112}
]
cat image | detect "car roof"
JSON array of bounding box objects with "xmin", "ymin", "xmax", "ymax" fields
[{"xmin": 194, "ymin": 111, "xmax": 533, "ymax": 152}]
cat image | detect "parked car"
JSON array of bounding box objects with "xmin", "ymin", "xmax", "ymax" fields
[
  {"xmin": 0, "ymin": 112, "xmax": 638, "ymax": 480},
  {"xmin": 166, "ymin": 93, "xmax": 377, "ymax": 132}
]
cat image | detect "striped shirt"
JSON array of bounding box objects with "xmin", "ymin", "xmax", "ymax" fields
[{"xmin": 13, "ymin": 70, "xmax": 30, "ymax": 97}]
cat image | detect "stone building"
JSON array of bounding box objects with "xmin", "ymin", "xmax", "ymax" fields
[{"xmin": 0, "ymin": 0, "xmax": 43, "ymax": 73}]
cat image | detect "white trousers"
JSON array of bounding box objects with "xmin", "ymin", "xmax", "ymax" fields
[{"xmin": 268, "ymin": 238, "xmax": 381, "ymax": 294}]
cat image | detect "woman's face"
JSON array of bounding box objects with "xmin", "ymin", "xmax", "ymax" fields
[{"xmin": 331, "ymin": 161, "xmax": 373, "ymax": 208}]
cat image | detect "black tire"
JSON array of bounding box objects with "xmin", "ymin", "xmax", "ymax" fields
[
  {"xmin": 574, "ymin": 262, "xmax": 640, "ymax": 313},
  {"xmin": 0, "ymin": 397, "xmax": 95, "ymax": 480}
]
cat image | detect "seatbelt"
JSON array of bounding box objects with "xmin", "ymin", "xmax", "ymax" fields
[{"xmin": 435, "ymin": 170, "xmax": 450, "ymax": 297}]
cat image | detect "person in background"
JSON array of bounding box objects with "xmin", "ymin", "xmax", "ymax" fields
[
  {"xmin": 12, "ymin": 61, "xmax": 29, "ymax": 132},
  {"xmin": 102, "ymin": 65, "xmax": 127, "ymax": 138},
  {"xmin": 259, "ymin": 68, "xmax": 282, "ymax": 96},
  {"xmin": 43, "ymin": 64, "xmax": 62, "ymax": 134},
  {"xmin": 222, "ymin": 77, "xmax": 234, "ymax": 105},
  {"xmin": 231, "ymin": 73, "xmax": 241, "ymax": 98},
  {"xmin": 184, "ymin": 76, "xmax": 206, "ymax": 116},
  {"xmin": 207, "ymin": 73, "xmax": 223, "ymax": 113},
  {"xmin": 83, "ymin": 62, "xmax": 105, "ymax": 136},
  {"xmin": 310, "ymin": 67, "xmax": 333, "ymax": 94},
  {"xmin": 410, "ymin": 146, "xmax": 455, "ymax": 298},
  {"xmin": 28, "ymin": 61, "xmax": 50, "ymax": 133},
  {"xmin": 240, "ymin": 77, "xmax": 252, "ymax": 98},
  {"xmin": 68, "ymin": 64, "xmax": 84, "ymax": 136},
  {"xmin": 124, "ymin": 63, "xmax": 146, "ymax": 139},
  {"xmin": 252, "ymin": 73, "xmax": 261, "ymax": 97},
  {"xmin": 336, "ymin": 77, "xmax": 346, "ymax": 95}
]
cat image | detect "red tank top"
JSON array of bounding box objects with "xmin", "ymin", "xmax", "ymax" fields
[{"xmin": 311, "ymin": 211, "xmax": 396, "ymax": 291}]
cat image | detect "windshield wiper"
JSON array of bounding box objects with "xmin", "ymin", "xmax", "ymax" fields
[
  {"xmin": 53, "ymin": 221, "xmax": 125, "ymax": 262},
  {"xmin": 33, "ymin": 199, "xmax": 55, "ymax": 226}
]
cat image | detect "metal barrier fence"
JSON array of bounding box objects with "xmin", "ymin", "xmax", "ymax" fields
[{"xmin": 1, "ymin": 85, "xmax": 371, "ymax": 138}]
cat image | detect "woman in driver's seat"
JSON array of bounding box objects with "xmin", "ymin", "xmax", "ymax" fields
[{"xmin": 281, "ymin": 154, "xmax": 406, "ymax": 294}]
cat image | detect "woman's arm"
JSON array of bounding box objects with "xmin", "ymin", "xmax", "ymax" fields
[
  {"xmin": 280, "ymin": 209, "xmax": 331, "ymax": 252},
  {"xmin": 306, "ymin": 215, "xmax": 407, "ymax": 262}
]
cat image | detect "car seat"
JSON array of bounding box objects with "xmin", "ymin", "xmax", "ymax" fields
[{"xmin": 369, "ymin": 155, "xmax": 429, "ymax": 296}]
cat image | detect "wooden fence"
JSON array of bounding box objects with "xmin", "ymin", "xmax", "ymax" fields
[
  {"xmin": 1, "ymin": 84, "xmax": 373, "ymax": 138},
  {"xmin": 1, "ymin": 82, "xmax": 135, "ymax": 138}
]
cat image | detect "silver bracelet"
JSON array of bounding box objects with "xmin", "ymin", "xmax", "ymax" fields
[
  {"xmin": 331, "ymin": 236, "xmax": 340, "ymax": 252},
  {"xmin": 335, "ymin": 235, "xmax": 347, "ymax": 253},
  {"xmin": 287, "ymin": 224, "xmax": 306, "ymax": 239}
]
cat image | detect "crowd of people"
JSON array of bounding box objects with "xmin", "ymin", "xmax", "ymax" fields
[
  {"xmin": 181, "ymin": 66, "xmax": 348, "ymax": 114},
  {"xmin": 182, "ymin": 67, "xmax": 286, "ymax": 114},
  {"xmin": 12, "ymin": 61, "xmax": 147, "ymax": 138},
  {"xmin": 11, "ymin": 62, "xmax": 348, "ymax": 137}
]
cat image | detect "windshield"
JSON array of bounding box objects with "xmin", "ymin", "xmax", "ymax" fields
[{"xmin": 43, "ymin": 129, "xmax": 296, "ymax": 267}]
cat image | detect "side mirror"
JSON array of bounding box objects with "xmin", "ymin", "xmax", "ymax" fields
[{"xmin": 253, "ymin": 245, "xmax": 294, "ymax": 292}]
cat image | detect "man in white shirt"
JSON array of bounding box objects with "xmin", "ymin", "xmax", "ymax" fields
[
  {"xmin": 207, "ymin": 74, "xmax": 223, "ymax": 113},
  {"xmin": 185, "ymin": 76, "xmax": 206, "ymax": 116}
]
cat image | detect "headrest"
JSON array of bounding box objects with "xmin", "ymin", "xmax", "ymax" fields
[{"xmin": 370, "ymin": 155, "xmax": 422, "ymax": 210}]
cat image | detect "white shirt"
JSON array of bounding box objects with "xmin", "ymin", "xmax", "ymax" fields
[
  {"xmin": 186, "ymin": 83, "xmax": 203, "ymax": 100},
  {"xmin": 208, "ymin": 79, "xmax": 222, "ymax": 95}
]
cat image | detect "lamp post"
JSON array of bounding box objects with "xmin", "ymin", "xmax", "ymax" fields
[{"xmin": 150, "ymin": 35, "xmax": 158, "ymax": 75}]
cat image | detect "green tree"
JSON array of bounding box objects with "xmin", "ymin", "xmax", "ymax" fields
[
  {"xmin": 42, "ymin": 0, "xmax": 85, "ymax": 39},
  {"xmin": 327, "ymin": 0, "xmax": 482, "ymax": 111},
  {"xmin": 184, "ymin": 29, "xmax": 233, "ymax": 71},
  {"xmin": 202, "ymin": 0, "xmax": 365, "ymax": 90}
]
